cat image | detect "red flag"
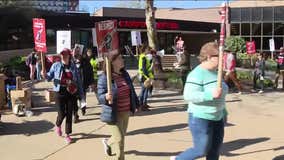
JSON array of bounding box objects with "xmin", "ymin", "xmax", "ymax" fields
[
  {"xmin": 246, "ymin": 41, "xmax": 256, "ymax": 54},
  {"xmin": 95, "ymin": 20, "xmax": 119, "ymax": 57},
  {"xmin": 33, "ymin": 18, "xmax": 47, "ymax": 53}
]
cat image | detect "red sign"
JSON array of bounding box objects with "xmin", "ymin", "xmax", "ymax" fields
[
  {"xmin": 246, "ymin": 41, "xmax": 256, "ymax": 54},
  {"xmin": 33, "ymin": 18, "xmax": 47, "ymax": 53},
  {"xmin": 118, "ymin": 21, "xmax": 179, "ymax": 30},
  {"xmin": 95, "ymin": 20, "xmax": 119, "ymax": 56}
]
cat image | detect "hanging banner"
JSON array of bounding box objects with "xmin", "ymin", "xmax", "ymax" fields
[
  {"xmin": 56, "ymin": 30, "xmax": 71, "ymax": 54},
  {"xmin": 131, "ymin": 31, "xmax": 142, "ymax": 46},
  {"xmin": 33, "ymin": 18, "xmax": 47, "ymax": 53},
  {"xmin": 269, "ymin": 39, "xmax": 275, "ymax": 52},
  {"xmin": 246, "ymin": 41, "xmax": 256, "ymax": 54},
  {"xmin": 95, "ymin": 20, "xmax": 119, "ymax": 57}
]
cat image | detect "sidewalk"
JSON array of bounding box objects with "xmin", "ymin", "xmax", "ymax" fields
[{"xmin": 0, "ymin": 81, "xmax": 284, "ymax": 160}]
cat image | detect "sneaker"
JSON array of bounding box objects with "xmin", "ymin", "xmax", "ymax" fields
[
  {"xmin": 102, "ymin": 138, "xmax": 111, "ymax": 156},
  {"xmin": 258, "ymin": 90, "xmax": 264, "ymax": 94},
  {"xmin": 65, "ymin": 135, "xmax": 72, "ymax": 144},
  {"xmin": 236, "ymin": 91, "xmax": 242, "ymax": 95},
  {"xmin": 55, "ymin": 126, "xmax": 62, "ymax": 137},
  {"xmin": 81, "ymin": 106, "xmax": 86, "ymax": 116},
  {"xmin": 170, "ymin": 156, "xmax": 176, "ymax": 160},
  {"xmin": 250, "ymin": 89, "xmax": 256, "ymax": 93}
]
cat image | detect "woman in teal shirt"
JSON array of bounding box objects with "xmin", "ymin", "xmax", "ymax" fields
[{"xmin": 171, "ymin": 42, "xmax": 228, "ymax": 160}]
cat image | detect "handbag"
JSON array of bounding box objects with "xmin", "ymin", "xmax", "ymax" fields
[
  {"xmin": 100, "ymin": 104, "xmax": 116, "ymax": 124},
  {"xmin": 66, "ymin": 81, "xmax": 78, "ymax": 95}
]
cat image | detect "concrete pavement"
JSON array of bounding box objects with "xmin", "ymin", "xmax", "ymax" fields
[{"xmin": 1, "ymin": 81, "xmax": 284, "ymax": 160}]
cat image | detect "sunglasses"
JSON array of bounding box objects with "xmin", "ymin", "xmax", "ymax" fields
[{"xmin": 211, "ymin": 54, "xmax": 219, "ymax": 57}]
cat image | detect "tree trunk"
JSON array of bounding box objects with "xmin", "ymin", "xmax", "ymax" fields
[
  {"xmin": 145, "ymin": 0, "xmax": 158, "ymax": 50},
  {"xmin": 145, "ymin": 0, "xmax": 166, "ymax": 89}
]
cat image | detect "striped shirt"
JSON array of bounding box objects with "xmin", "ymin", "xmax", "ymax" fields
[{"xmin": 113, "ymin": 74, "xmax": 131, "ymax": 112}]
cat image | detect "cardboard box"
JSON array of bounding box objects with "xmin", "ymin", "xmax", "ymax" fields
[
  {"xmin": 10, "ymin": 88, "xmax": 32, "ymax": 112},
  {"xmin": 45, "ymin": 89, "xmax": 55, "ymax": 102}
]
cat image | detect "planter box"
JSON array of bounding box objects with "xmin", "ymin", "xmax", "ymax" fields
[
  {"xmin": 10, "ymin": 88, "xmax": 32, "ymax": 114},
  {"xmin": 45, "ymin": 89, "xmax": 55, "ymax": 102}
]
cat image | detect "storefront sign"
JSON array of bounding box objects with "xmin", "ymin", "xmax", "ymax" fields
[
  {"xmin": 246, "ymin": 41, "xmax": 256, "ymax": 54},
  {"xmin": 33, "ymin": 18, "xmax": 47, "ymax": 53},
  {"xmin": 95, "ymin": 20, "xmax": 119, "ymax": 56},
  {"xmin": 118, "ymin": 21, "xmax": 179, "ymax": 30},
  {"xmin": 131, "ymin": 31, "xmax": 142, "ymax": 46},
  {"xmin": 56, "ymin": 30, "xmax": 71, "ymax": 54}
]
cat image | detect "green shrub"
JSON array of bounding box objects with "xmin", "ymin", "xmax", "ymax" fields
[
  {"xmin": 256, "ymin": 78, "xmax": 274, "ymax": 88},
  {"xmin": 265, "ymin": 59, "xmax": 277, "ymax": 71},
  {"xmin": 236, "ymin": 70, "xmax": 253, "ymax": 80}
]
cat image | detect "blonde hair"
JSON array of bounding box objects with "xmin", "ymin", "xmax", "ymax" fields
[{"xmin": 198, "ymin": 42, "xmax": 219, "ymax": 62}]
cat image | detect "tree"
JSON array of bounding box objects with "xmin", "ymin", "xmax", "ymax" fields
[{"xmin": 145, "ymin": 0, "xmax": 158, "ymax": 50}]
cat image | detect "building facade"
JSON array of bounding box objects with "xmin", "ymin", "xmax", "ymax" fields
[{"xmin": 229, "ymin": 1, "xmax": 284, "ymax": 53}]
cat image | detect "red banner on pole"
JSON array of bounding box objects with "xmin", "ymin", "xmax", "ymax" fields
[
  {"xmin": 95, "ymin": 20, "xmax": 119, "ymax": 57},
  {"xmin": 33, "ymin": 18, "xmax": 47, "ymax": 53},
  {"xmin": 246, "ymin": 41, "xmax": 256, "ymax": 54}
]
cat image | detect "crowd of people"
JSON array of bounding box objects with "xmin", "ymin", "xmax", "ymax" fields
[{"xmin": 1, "ymin": 38, "xmax": 283, "ymax": 160}]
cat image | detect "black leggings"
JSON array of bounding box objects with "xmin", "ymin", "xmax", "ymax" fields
[{"xmin": 55, "ymin": 89, "xmax": 77, "ymax": 134}]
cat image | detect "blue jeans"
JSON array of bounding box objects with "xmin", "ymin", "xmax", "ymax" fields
[
  {"xmin": 139, "ymin": 82, "xmax": 149, "ymax": 105},
  {"xmin": 176, "ymin": 114, "xmax": 224, "ymax": 160},
  {"xmin": 36, "ymin": 63, "xmax": 42, "ymax": 80}
]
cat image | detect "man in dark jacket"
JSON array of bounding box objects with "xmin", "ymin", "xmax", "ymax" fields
[{"xmin": 73, "ymin": 53, "xmax": 95, "ymax": 123}]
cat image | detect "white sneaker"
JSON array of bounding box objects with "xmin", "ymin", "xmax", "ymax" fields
[
  {"xmin": 170, "ymin": 156, "xmax": 176, "ymax": 160},
  {"xmin": 258, "ymin": 90, "xmax": 264, "ymax": 94},
  {"xmin": 236, "ymin": 91, "xmax": 242, "ymax": 95},
  {"xmin": 102, "ymin": 138, "xmax": 111, "ymax": 156}
]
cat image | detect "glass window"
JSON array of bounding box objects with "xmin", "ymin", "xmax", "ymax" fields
[
  {"xmin": 263, "ymin": 37, "xmax": 272, "ymax": 50},
  {"xmin": 274, "ymin": 23, "xmax": 284, "ymax": 35},
  {"xmin": 252, "ymin": 23, "xmax": 261, "ymax": 35},
  {"xmin": 241, "ymin": 8, "xmax": 251, "ymax": 22},
  {"xmin": 231, "ymin": 23, "xmax": 240, "ymax": 35},
  {"xmin": 251, "ymin": 8, "xmax": 262, "ymax": 21},
  {"xmin": 230, "ymin": 8, "xmax": 241, "ymax": 22},
  {"xmin": 241, "ymin": 23, "xmax": 250, "ymax": 35},
  {"xmin": 274, "ymin": 37, "xmax": 283, "ymax": 50},
  {"xmin": 251, "ymin": 37, "xmax": 261, "ymax": 50},
  {"xmin": 263, "ymin": 23, "xmax": 272, "ymax": 35},
  {"xmin": 263, "ymin": 7, "xmax": 273, "ymax": 22},
  {"xmin": 274, "ymin": 7, "xmax": 284, "ymax": 21}
]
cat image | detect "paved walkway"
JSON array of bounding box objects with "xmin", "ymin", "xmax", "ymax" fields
[{"xmin": 0, "ymin": 81, "xmax": 284, "ymax": 160}]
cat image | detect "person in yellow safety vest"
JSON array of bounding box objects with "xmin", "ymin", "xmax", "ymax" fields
[
  {"xmin": 87, "ymin": 49, "xmax": 99, "ymax": 95},
  {"xmin": 138, "ymin": 46, "xmax": 154, "ymax": 111}
]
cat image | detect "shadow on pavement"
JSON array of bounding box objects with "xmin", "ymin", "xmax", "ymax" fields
[
  {"xmin": 125, "ymin": 150, "xmax": 180, "ymax": 156},
  {"xmin": 221, "ymin": 137, "xmax": 270, "ymax": 157},
  {"xmin": 0, "ymin": 120, "xmax": 54, "ymax": 136},
  {"xmin": 127, "ymin": 123, "xmax": 188, "ymax": 136},
  {"xmin": 273, "ymin": 154, "xmax": 284, "ymax": 160},
  {"xmin": 31, "ymin": 104, "xmax": 57, "ymax": 116},
  {"xmin": 136, "ymin": 104, "xmax": 187, "ymax": 117},
  {"xmin": 148, "ymin": 98, "xmax": 183, "ymax": 103},
  {"xmin": 77, "ymin": 117, "xmax": 100, "ymax": 123},
  {"xmin": 71, "ymin": 133, "xmax": 109, "ymax": 142}
]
